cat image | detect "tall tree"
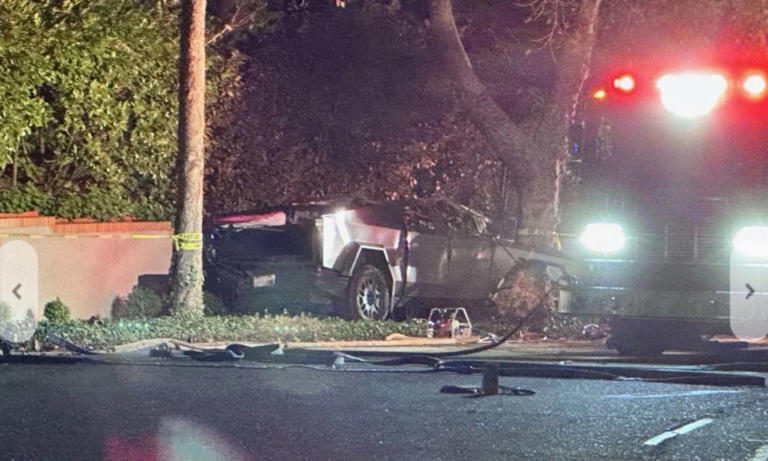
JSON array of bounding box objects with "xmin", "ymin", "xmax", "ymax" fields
[
  {"xmin": 170, "ymin": 0, "xmax": 207, "ymax": 316},
  {"xmin": 428, "ymin": 0, "xmax": 602, "ymax": 241}
]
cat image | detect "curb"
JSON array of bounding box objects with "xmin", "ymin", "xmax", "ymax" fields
[{"xmin": 440, "ymin": 359, "xmax": 767, "ymax": 387}]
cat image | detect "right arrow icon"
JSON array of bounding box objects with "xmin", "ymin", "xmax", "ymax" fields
[{"xmin": 746, "ymin": 283, "xmax": 755, "ymax": 300}]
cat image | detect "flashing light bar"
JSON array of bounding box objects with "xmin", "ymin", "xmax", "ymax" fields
[{"xmin": 592, "ymin": 68, "xmax": 768, "ymax": 110}]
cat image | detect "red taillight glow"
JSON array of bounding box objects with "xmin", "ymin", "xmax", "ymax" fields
[
  {"xmin": 655, "ymin": 72, "xmax": 728, "ymax": 118},
  {"xmin": 742, "ymin": 73, "xmax": 767, "ymax": 98},
  {"xmin": 613, "ymin": 74, "xmax": 635, "ymax": 92}
]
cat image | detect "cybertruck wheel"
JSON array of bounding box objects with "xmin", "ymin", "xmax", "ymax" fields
[{"xmin": 346, "ymin": 265, "xmax": 391, "ymax": 321}]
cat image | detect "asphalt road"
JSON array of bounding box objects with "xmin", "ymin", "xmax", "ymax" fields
[{"xmin": 1, "ymin": 361, "xmax": 767, "ymax": 461}]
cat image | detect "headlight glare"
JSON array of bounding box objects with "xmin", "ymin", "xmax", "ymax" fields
[
  {"xmin": 579, "ymin": 223, "xmax": 626, "ymax": 253},
  {"xmin": 733, "ymin": 226, "xmax": 768, "ymax": 257}
]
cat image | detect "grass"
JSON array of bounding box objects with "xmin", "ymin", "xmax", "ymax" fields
[{"xmin": 34, "ymin": 314, "xmax": 427, "ymax": 350}]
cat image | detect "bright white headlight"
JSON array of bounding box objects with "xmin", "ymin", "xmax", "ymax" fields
[
  {"xmin": 733, "ymin": 226, "xmax": 768, "ymax": 258},
  {"xmin": 656, "ymin": 72, "xmax": 728, "ymax": 118},
  {"xmin": 579, "ymin": 223, "xmax": 626, "ymax": 253}
]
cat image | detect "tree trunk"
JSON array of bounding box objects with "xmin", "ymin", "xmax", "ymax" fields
[
  {"xmin": 427, "ymin": 0, "xmax": 602, "ymax": 241},
  {"xmin": 428, "ymin": 0, "xmax": 536, "ymax": 184},
  {"xmin": 170, "ymin": 0, "xmax": 206, "ymax": 316},
  {"xmin": 534, "ymin": 0, "xmax": 603, "ymax": 233}
]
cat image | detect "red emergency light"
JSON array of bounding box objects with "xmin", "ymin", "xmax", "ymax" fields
[{"xmin": 742, "ymin": 73, "xmax": 767, "ymax": 99}]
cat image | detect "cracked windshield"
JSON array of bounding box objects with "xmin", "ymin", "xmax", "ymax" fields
[{"xmin": 3, "ymin": 1, "xmax": 768, "ymax": 460}]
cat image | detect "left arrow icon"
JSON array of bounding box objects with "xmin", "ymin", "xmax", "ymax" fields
[{"xmin": 12, "ymin": 283, "xmax": 21, "ymax": 300}]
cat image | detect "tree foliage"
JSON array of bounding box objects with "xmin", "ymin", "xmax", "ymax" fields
[
  {"xmin": 0, "ymin": 0, "xmax": 179, "ymax": 219},
  {"xmin": 204, "ymin": 0, "xmax": 768, "ymax": 229},
  {"xmin": 598, "ymin": 0, "xmax": 768, "ymax": 59},
  {"xmin": 205, "ymin": 1, "xmax": 514, "ymax": 221},
  {"xmin": 204, "ymin": 0, "xmax": 600, "ymax": 229},
  {"xmin": 2, "ymin": 0, "xmax": 766, "ymax": 227}
]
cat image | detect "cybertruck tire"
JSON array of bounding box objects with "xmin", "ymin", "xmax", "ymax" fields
[{"xmin": 345, "ymin": 265, "xmax": 391, "ymax": 321}]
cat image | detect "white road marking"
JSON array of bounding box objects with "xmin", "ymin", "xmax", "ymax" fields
[
  {"xmin": 674, "ymin": 418, "xmax": 714, "ymax": 435},
  {"xmin": 750, "ymin": 444, "xmax": 768, "ymax": 461},
  {"xmin": 606, "ymin": 390, "xmax": 742, "ymax": 400},
  {"xmin": 643, "ymin": 418, "xmax": 714, "ymax": 447},
  {"xmin": 643, "ymin": 431, "xmax": 678, "ymax": 446}
]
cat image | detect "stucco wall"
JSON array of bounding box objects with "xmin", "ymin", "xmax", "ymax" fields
[{"xmin": 0, "ymin": 219, "xmax": 172, "ymax": 320}]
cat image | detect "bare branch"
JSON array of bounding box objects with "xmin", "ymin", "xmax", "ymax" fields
[
  {"xmin": 518, "ymin": 0, "xmax": 584, "ymax": 55},
  {"xmin": 205, "ymin": 3, "xmax": 258, "ymax": 46}
]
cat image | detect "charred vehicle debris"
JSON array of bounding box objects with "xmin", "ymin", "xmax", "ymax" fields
[{"xmin": 203, "ymin": 199, "xmax": 575, "ymax": 321}]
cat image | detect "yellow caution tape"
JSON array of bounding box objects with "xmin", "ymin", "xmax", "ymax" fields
[
  {"xmin": 171, "ymin": 232, "xmax": 203, "ymax": 251},
  {"xmin": 553, "ymin": 232, "xmax": 563, "ymax": 251},
  {"xmin": 131, "ymin": 234, "xmax": 172, "ymax": 240}
]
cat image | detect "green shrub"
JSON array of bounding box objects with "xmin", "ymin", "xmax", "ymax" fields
[
  {"xmin": 43, "ymin": 298, "xmax": 70, "ymax": 323},
  {"xmin": 203, "ymin": 292, "xmax": 228, "ymax": 317},
  {"xmin": 0, "ymin": 184, "xmax": 53, "ymax": 214},
  {"xmin": 34, "ymin": 314, "xmax": 427, "ymax": 349},
  {"xmin": 125, "ymin": 286, "xmax": 163, "ymax": 319}
]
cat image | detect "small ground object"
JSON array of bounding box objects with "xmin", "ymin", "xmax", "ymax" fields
[
  {"xmin": 582, "ymin": 323, "xmax": 605, "ymax": 340},
  {"xmin": 440, "ymin": 363, "xmax": 536, "ymax": 397},
  {"xmin": 45, "ymin": 333, "xmax": 96, "ymax": 355},
  {"xmin": 427, "ymin": 308, "xmax": 472, "ymax": 338},
  {"xmin": 149, "ymin": 343, "xmax": 173, "ymax": 358},
  {"xmin": 183, "ymin": 344, "xmax": 245, "ymax": 361}
]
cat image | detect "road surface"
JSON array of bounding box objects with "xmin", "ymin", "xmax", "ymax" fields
[{"xmin": 1, "ymin": 361, "xmax": 767, "ymax": 460}]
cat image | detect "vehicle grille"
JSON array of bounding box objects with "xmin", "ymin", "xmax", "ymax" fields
[{"xmin": 630, "ymin": 225, "xmax": 730, "ymax": 264}]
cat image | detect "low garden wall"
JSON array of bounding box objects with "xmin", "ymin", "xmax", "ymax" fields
[{"xmin": 0, "ymin": 213, "xmax": 172, "ymax": 320}]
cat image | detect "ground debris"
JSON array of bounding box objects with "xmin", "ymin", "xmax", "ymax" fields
[{"xmin": 440, "ymin": 364, "xmax": 536, "ymax": 397}]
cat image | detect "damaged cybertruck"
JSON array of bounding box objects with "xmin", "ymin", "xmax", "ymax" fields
[{"xmin": 204, "ymin": 199, "xmax": 575, "ymax": 320}]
